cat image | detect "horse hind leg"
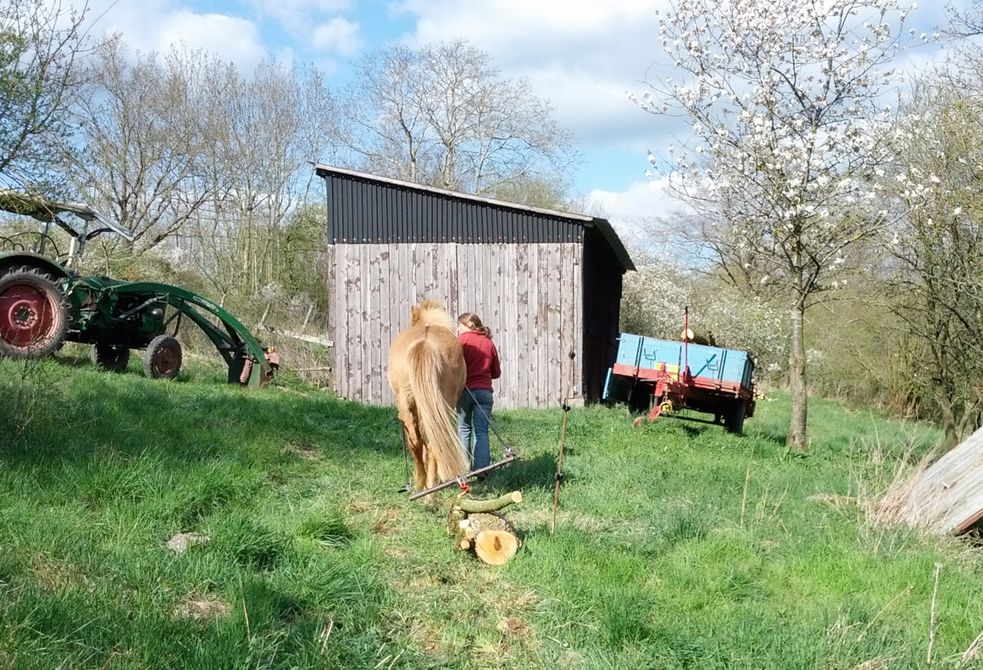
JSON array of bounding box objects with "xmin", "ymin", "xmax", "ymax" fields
[
  {"xmin": 425, "ymin": 449, "xmax": 439, "ymax": 490},
  {"xmin": 397, "ymin": 402, "xmax": 427, "ymax": 493}
]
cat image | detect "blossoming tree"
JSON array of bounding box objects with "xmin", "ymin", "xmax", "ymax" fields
[{"xmin": 633, "ymin": 0, "xmax": 919, "ymax": 452}]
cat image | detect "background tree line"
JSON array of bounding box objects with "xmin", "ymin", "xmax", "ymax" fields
[
  {"xmin": 2, "ymin": 0, "xmax": 982, "ymax": 449},
  {"xmin": 627, "ymin": 0, "xmax": 983, "ymax": 449},
  {"xmin": 1, "ymin": 4, "xmax": 576, "ymax": 324}
]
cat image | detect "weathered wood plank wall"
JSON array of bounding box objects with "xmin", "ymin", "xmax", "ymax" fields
[
  {"xmin": 898, "ymin": 427, "xmax": 983, "ymax": 534},
  {"xmin": 327, "ymin": 242, "xmax": 583, "ymax": 409}
]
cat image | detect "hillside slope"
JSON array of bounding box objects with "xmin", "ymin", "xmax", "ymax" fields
[{"xmin": 1, "ymin": 351, "xmax": 981, "ymax": 669}]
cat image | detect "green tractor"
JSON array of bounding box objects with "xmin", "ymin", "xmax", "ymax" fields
[{"xmin": 0, "ymin": 191, "xmax": 278, "ymax": 386}]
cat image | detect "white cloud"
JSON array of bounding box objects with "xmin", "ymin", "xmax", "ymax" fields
[
  {"xmin": 249, "ymin": 0, "xmax": 351, "ymax": 15},
  {"xmin": 390, "ymin": 0, "xmax": 970, "ymax": 195},
  {"xmin": 589, "ymin": 176, "xmax": 685, "ymax": 222},
  {"xmin": 393, "ymin": 0, "xmax": 670, "ymax": 152},
  {"xmin": 71, "ymin": 0, "xmax": 266, "ymax": 70},
  {"xmin": 526, "ymin": 72, "xmax": 656, "ymax": 147},
  {"xmin": 246, "ymin": 0, "xmax": 351, "ymax": 29},
  {"xmin": 587, "ymin": 175, "xmax": 693, "ymax": 251},
  {"xmin": 312, "ymin": 17, "xmax": 362, "ymax": 55},
  {"xmin": 155, "ymin": 10, "xmax": 265, "ymax": 69},
  {"xmin": 397, "ymin": 0, "xmax": 659, "ymax": 48}
]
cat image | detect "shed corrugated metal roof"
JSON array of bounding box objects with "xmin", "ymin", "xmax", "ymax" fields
[{"xmin": 313, "ymin": 164, "xmax": 634, "ymax": 272}]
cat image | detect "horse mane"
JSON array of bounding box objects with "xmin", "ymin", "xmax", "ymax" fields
[{"xmin": 410, "ymin": 299, "xmax": 455, "ymax": 331}]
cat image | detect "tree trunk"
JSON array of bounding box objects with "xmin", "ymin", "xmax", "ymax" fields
[
  {"xmin": 787, "ymin": 299, "xmax": 808, "ymax": 453},
  {"xmin": 929, "ymin": 329, "xmax": 982, "ymax": 450},
  {"xmin": 935, "ymin": 384, "xmax": 959, "ymax": 450}
]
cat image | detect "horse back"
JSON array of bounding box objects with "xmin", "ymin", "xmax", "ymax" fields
[{"xmin": 388, "ymin": 324, "xmax": 465, "ymax": 398}]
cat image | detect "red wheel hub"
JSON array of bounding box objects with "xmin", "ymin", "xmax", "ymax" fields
[
  {"xmin": 0, "ymin": 284, "xmax": 55, "ymax": 347},
  {"xmin": 154, "ymin": 346, "xmax": 179, "ymax": 374}
]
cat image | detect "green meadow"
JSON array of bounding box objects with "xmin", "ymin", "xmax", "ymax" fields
[{"xmin": 1, "ymin": 350, "xmax": 981, "ymax": 669}]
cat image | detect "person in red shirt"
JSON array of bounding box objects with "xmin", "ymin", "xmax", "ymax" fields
[{"xmin": 456, "ymin": 312, "xmax": 501, "ymax": 470}]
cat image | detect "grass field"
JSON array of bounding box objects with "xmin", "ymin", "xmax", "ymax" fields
[{"xmin": 1, "ymin": 349, "xmax": 982, "ymax": 669}]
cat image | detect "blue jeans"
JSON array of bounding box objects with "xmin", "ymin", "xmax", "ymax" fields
[{"xmin": 458, "ymin": 388, "xmax": 494, "ymax": 469}]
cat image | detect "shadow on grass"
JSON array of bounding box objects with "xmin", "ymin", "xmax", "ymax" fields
[
  {"xmin": 745, "ymin": 422, "xmax": 790, "ymax": 450},
  {"xmin": 50, "ymin": 350, "xmax": 94, "ymax": 369},
  {"xmin": 0, "ymin": 363, "xmax": 402, "ymax": 470},
  {"xmin": 488, "ymin": 452, "xmax": 562, "ymax": 492}
]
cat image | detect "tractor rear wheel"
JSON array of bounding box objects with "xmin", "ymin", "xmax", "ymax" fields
[
  {"xmin": 0, "ymin": 267, "xmax": 67, "ymax": 359},
  {"xmin": 144, "ymin": 335, "xmax": 182, "ymax": 380},
  {"xmin": 91, "ymin": 343, "xmax": 129, "ymax": 372}
]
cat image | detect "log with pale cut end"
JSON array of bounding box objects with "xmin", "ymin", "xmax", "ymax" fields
[
  {"xmin": 446, "ymin": 492, "xmax": 522, "ymax": 564},
  {"xmin": 474, "ymin": 529, "xmax": 519, "ymax": 565},
  {"xmin": 894, "ymin": 426, "xmax": 983, "ymax": 535},
  {"xmin": 450, "ymin": 518, "xmax": 478, "ymax": 552},
  {"xmin": 461, "ymin": 511, "xmax": 519, "ymax": 565}
]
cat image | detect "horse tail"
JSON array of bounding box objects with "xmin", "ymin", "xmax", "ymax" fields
[{"xmin": 406, "ymin": 334, "xmax": 469, "ymax": 482}]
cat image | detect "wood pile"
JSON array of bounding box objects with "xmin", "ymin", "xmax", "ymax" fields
[{"xmin": 447, "ymin": 491, "xmax": 522, "ymax": 564}]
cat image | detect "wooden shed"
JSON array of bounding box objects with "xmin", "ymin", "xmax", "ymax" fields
[{"xmin": 314, "ymin": 165, "xmax": 634, "ymax": 409}]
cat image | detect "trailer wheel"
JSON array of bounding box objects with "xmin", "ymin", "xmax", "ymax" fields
[
  {"xmin": 724, "ymin": 401, "xmax": 746, "ymax": 434},
  {"xmin": 144, "ymin": 335, "xmax": 182, "ymax": 379},
  {"xmin": 628, "ymin": 383, "xmax": 653, "ymax": 413},
  {"xmin": 0, "ymin": 266, "xmax": 67, "ymax": 359},
  {"xmin": 91, "ymin": 343, "xmax": 129, "ymax": 372}
]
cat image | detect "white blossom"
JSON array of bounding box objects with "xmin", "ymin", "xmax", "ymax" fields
[{"xmin": 629, "ymin": 0, "xmax": 923, "ymax": 385}]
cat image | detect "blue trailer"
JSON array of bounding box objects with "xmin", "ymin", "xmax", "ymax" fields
[{"xmin": 602, "ymin": 330, "xmax": 756, "ymax": 433}]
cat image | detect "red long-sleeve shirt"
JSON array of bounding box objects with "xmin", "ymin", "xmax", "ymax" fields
[{"xmin": 459, "ymin": 330, "xmax": 501, "ymax": 391}]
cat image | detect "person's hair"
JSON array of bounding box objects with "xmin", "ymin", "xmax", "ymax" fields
[{"xmin": 458, "ymin": 312, "xmax": 492, "ymax": 338}]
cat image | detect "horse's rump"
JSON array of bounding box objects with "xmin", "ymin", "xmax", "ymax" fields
[
  {"xmin": 405, "ymin": 329, "xmax": 468, "ymax": 481},
  {"xmin": 388, "ymin": 300, "xmax": 468, "ymax": 490}
]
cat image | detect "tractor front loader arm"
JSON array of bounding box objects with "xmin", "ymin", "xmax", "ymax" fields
[{"xmin": 106, "ymin": 282, "xmax": 273, "ymax": 387}]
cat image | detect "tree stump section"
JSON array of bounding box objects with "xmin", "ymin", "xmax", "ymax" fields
[{"xmin": 447, "ymin": 490, "xmax": 522, "ymax": 565}]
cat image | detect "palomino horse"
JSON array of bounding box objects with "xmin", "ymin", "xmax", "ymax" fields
[{"xmin": 387, "ymin": 299, "xmax": 469, "ymax": 493}]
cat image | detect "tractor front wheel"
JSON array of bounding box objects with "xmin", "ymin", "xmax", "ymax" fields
[
  {"xmin": 91, "ymin": 343, "xmax": 129, "ymax": 372},
  {"xmin": 144, "ymin": 335, "xmax": 182, "ymax": 380},
  {"xmin": 0, "ymin": 267, "xmax": 67, "ymax": 359}
]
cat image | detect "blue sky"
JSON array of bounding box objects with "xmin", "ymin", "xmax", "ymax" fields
[{"xmin": 76, "ymin": 0, "xmax": 959, "ymax": 241}]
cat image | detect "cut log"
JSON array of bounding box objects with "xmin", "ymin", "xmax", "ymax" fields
[
  {"xmin": 449, "ymin": 518, "xmax": 478, "ymax": 552},
  {"xmin": 458, "ymin": 512, "xmax": 519, "ymax": 564},
  {"xmin": 446, "ymin": 491, "xmax": 522, "ymax": 564},
  {"xmin": 474, "ymin": 529, "xmax": 519, "ymax": 565},
  {"xmin": 894, "ymin": 427, "xmax": 983, "ymax": 534}
]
